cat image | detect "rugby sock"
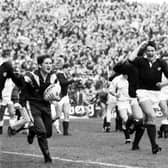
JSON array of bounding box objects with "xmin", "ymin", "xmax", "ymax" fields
[
  {"xmin": 123, "ymin": 129, "xmax": 130, "ymax": 139},
  {"xmin": 126, "ymin": 117, "xmax": 134, "ymax": 132},
  {"xmin": 132, "ymin": 119, "xmax": 145, "ymax": 150},
  {"xmin": 146, "ymin": 124, "xmax": 157, "ymax": 148},
  {"xmin": 115, "ymin": 116, "xmax": 122, "ymax": 131},
  {"xmin": 103, "ymin": 117, "xmax": 107, "ymax": 129},
  {"xmin": 63, "ymin": 121, "xmax": 69, "ymax": 135},
  {"xmin": 27, "ymin": 128, "xmax": 35, "ymax": 144},
  {"xmin": 123, "ymin": 128, "xmax": 131, "ymax": 144},
  {"xmin": 158, "ymin": 125, "xmax": 163, "ymax": 138},
  {"xmin": 146, "ymin": 124, "xmax": 162, "ymax": 154},
  {"xmin": 0, "ymin": 105, "xmax": 6, "ymax": 121},
  {"xmin": 0, "ymin": 105, "xmax": 6, "ymax": 134},
  {"xmin": 53, "ymin": 119, "xmax": 62, "ymax": 134},
  {"xmin": 0, "ymin": 126, "xmax": 2, "ymax": 134}
]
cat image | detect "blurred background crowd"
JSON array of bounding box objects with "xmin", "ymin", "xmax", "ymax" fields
[{"xmin": 1, "ymin": 0, "xmax": 168, "ymax": 111}]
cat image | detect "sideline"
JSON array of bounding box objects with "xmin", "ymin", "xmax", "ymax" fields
[{"xmin": 1, "ymin": 150, "xmax": 143, "ymax": 168}]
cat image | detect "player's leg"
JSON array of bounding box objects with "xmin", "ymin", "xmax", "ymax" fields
[
  {"xmin": 8, "ymin": 104, "xmax": 32, "ymax": 136},
  {"xmin": 34, "ymin": 115, "xmax": 52, "ymax": 163},
  {"xmin": 131, "ymin": 99, "xmax": 145, "ymax": 150},
  {"xmin": 7, "ymin": 102, "xmax": 18, "ymax": 136},
  {"xmin": 0, "ymin": 105, "xmax": 6, "ymax": 134},
  {"xmin": 62, "ymin": 96, "xmax": 71, "ymax": 136},
  {"xmin": 101, "ymin": 102, "xmax": 109, "ymax": 132},
  {"xmin": 140, "ymin": 100, "xmax": 161, "ymax": 154},
  {"xmin": 42, "ymin": 112, "xmax": 53, "ymax": 138},
  {"xmin": 51, "ymin": 102, "xmax": 62, "ymax": 134},
  {"xmin": 53, "ymin": 118, "xmax": 62, "ymax": 134},
  {"xmin": 118, "ymin": 104, "xmax": 131, "ymax": 144},
  {"xmin": 159, "ymin": 90, "xmax": 168, "ymax": 118},
  {"xmin": 138, "ymin": 92, "xmax": 161, "ymax": 154},
  {"xmin": 136, "ymin": 90, "xmax": 161, "ymax": 154},
  {"xmin": 159, "ymin": 100, "xmax": 168, "ymax": 118},
  {"xmin": 115, "ymin": 106, "xmax": 123, "ymax": 132},
  {"xmin": 104, "ymin": 94, "xmax": 116, "ymax": 132}
]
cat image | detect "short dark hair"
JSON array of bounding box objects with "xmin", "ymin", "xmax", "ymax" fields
[
  {"xmin": 145, "ymin": 41, "xmax": 156, "ymax": 50},
  {"xmin": 37, "ymin": 55, "xmax": 51, "ymax": 65},
  {"xmin": 63, "ymin": 63, "xmax": 70, "ymax": 69},
  {"xmin": 2, "ymin": 49, "xmax": 11, "ymax": 58}
]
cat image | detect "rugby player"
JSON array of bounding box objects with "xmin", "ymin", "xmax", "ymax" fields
[
  {"xmin": 21, "ymin": 55, "xmax": 57, "ymax": 163},
  {"xmin": 128, "ymin": 40, "xmax": 168, "ymax": 154}
]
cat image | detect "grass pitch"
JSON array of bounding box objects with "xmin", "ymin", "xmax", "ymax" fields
[{"xmin": 0, "ymin": 118, "xmax": 168, "ymax": 168}]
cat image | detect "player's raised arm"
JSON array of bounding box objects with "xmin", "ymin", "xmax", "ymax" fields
[{"xmin": 128, "ymin": 41, "xmax": 149, "ymax": 62}]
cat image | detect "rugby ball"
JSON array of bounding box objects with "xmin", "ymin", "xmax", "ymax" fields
[{"xmin": 43, "ymin": 83, "xmax": 61, "ymax": 101}]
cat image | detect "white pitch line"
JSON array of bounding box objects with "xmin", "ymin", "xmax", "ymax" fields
[{"xmin": 1, "ymin": 151, "xmax": 143, "ymax": 168}]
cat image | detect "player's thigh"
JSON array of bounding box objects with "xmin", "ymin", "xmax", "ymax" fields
[
  {"xmin": 137, "ymin": 90, "xmax": 157, "ymax": 119},
  {"xmin": 131, "ymin": 100, "xmax": 143, "ymax": 119},
  {"xmin": 139, "ymin": 100, "xmax": 156, "ymax": 119},
  {"xmin": 33, "ymin": 115, "xmax": 47, "ymax": 135},
  {"xmin": 62, "ymin": 96, "xmax": 70, "ymax": 114},
  {"xmin": 63, "ymin": 103, "xmax": 71, "ymax": 120},
  {"xmin": 7, "ymin": 102, "xmax": 15, "ymax": 117},
  {"xmin": 159, "ymin": 100, "xmax": 168, "ymax": 117},
  {"xmin": 118, "ymin": 108, "xmax": 128, "ymax": 122},
  {"xmin": 55, "ymin": 102, "xmax": 62, "ymax": 118},
  {"xmin": 0, "ymin": 105, "xmax": 6, "ymax": 120},
  {"xmin": 42, "ymin": 113, "xmax": 52, "ymax": 138}
]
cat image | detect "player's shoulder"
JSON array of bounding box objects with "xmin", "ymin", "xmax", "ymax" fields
[
  {"xmin": 1, "ymin": 61, "xmax": 12, "ymax": 69},
  {"xmin": 112, "ymin": 74, "xmax": 122, "ymax": 82},
  {"xmin": 56, "ymin": 70, "xmax": 64, "ymax": 74},
  {"xmin": 134, "ymin": 56, "xmax": 145, "ymax": 62}
]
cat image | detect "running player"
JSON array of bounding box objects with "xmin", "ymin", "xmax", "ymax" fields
[
  {"xmin": 54, "ymin": 58, "xmax": 77, "ymax": 136},
  {"xmin": 21, "ymin": 55, "xmax": 57, "ymax": 163},
  {"xmin": 128, "ymin": 40, "xmax": 168, "ymax": 154},
  {"xmin": 109, "ymin": 72, "xmax": 132, "ymax": 143},
  {"xmin": 0, "ymin": 50, "xmax": 24, "ymax": 134}
]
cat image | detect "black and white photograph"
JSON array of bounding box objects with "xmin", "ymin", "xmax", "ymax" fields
[{"xmin": 0, "ymin": 0, "xmax": 168, "ymax": 167}]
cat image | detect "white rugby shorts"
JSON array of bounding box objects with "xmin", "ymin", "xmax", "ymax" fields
[{"xmin": 136, "ymin": 89, "xmax": 161, "ymax": 104}]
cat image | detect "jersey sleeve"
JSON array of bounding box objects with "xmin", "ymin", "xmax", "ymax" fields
[
  {"xmin": 57, "ymin": 72, "xmax": 74, "ymax": 87},
  {"xmin": 109, "ymin": 77, "xmax": 118, "ymax": 96},
  {"xmin": 160, "ymin": 59, "xmax": 168, "ymax": 78}
]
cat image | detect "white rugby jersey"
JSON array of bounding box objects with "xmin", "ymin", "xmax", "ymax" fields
[{"xmin": 109, "ymin": 75, "xmax": 130, "ymax": 102}]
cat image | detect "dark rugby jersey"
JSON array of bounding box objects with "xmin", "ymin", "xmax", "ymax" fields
[
  {"xmin": 113, "ymin": 61, "xmax": 139, "ymax": 98},
  {"xmin": 132, "ymin": 57, "xmax": 168, "ymax": 90},
  {"xmin": 57, "ymin": 70, "xmax": 74, "ymax": 97},
  {"xmin": 0, "ymin": 61, "xmax": 23, "ymax": 99},
  {"xmin": 20, "ymin": 70, "xmax": 57, "ymax": 113}
]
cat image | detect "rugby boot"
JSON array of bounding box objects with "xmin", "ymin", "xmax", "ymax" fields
[
  {"xmin": 152, "ymin": 144, "xmax": 162, "ymax": 154},
  {"xmin": 132, "ymin": 145, "xmax": 140, "ymax": 150},
  {"xmin": 146, "ymin": 124, "xmax": 162, "ymax": 154},
  {"xmin": 157, "ymin": 130, "xmax": 163, "ymax": 138}
]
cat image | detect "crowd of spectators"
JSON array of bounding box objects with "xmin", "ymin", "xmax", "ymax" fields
[{"xmin": 1, "ymin": 0, "xmax": 168, "ymax": 105}]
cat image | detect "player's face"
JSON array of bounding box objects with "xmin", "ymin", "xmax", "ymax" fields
[
  {"xmin": 41, "ymin": 58, "xmax": 53, "ymax": 74},
  {"xmin": 146, "ymin": 46, "xmax": 155, "ymax": 59}
]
